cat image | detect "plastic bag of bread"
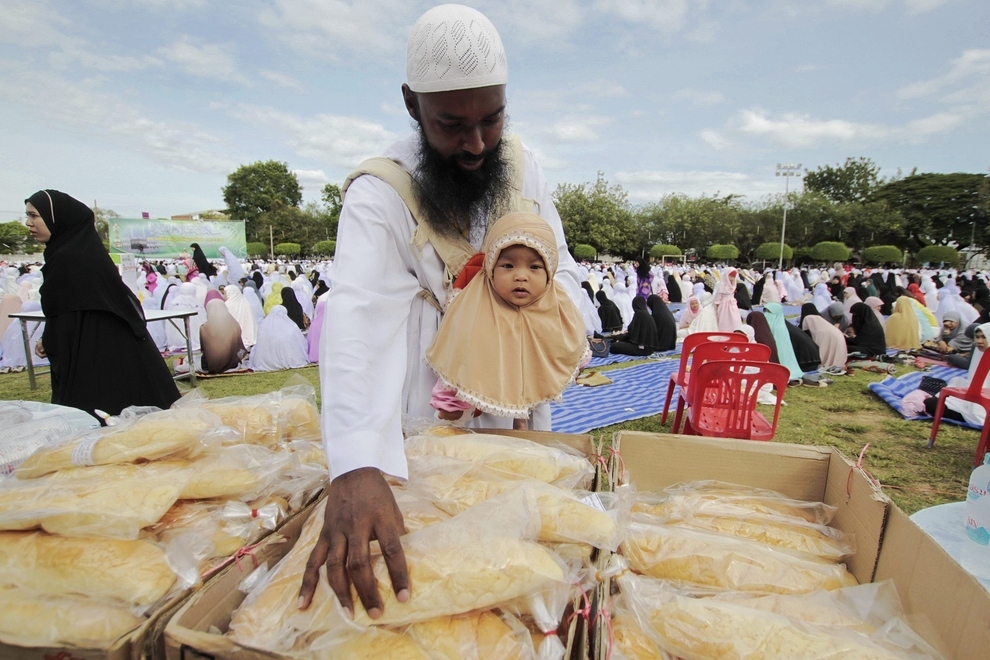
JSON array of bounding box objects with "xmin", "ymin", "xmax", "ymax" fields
[
  {"xmin": 404, "ymin": 432, "xmax": 594, "ymax": 489},
  {"xmin": 0, "ymin": 469, "xmax": 185, "ymax": 538},
  {"xmin": 407, "ymin": 455, "xmax": 622, "ymax": 550},
  {"xmin": 615, "ymin": 570, "xmax": 942, "ymax": 659},
  {"xmin": 621, "ymin": 519, "xmax": 857, "ymax": 595},
  {"xmin": 390, "ymin": 485, "xmax": 452, "ymax": 534},
  {"xmin": 0, "ymin": 585, "xmax": 143, "ymax": 650},
  {"xmin": 633, "ymin": 493, "xmax": 854, "ymax": 562},
  {"xmin": 637, "ymin": 481, "xmax": 836, "ymax": 525},
  {"xmin": 15, "ymin": 407, "xmax": 221, "ymax": 479},
  {"xmin": 503, "ymin": 580, "xmax": 579, "ymax": 660},
  {"xmin": 405, "ymin": 610, "xmax": 534, "ymax": 660},
  {"xmin": 229, "ymin": 489, "xmax": 566, "ymax": 654},
  {"xmin": 0, "ymin": 531, "xmax": 176, "ymax": 609}
]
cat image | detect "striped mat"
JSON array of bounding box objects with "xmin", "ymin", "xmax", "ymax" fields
[
  {"xmin": 550, "ymin": 360, "xmax": 679, "ymax": 434},
  {"xmin": 867, "ymin": 365, "xmax": 981, "ymax": 430},
  {"xmin": 587, "ymin": 348, "xmax": 680, "ymax": 368}
]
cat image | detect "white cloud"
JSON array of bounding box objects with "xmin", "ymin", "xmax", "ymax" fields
[
  {"xmin": 593, "ymin": 0, "xmax": 694, "ymax": 33},
  {"xmin": 672, "ymin": 88, "xmax": 724, "ymax": 106},
  {"xmin": 735, "ymin": 109, "xmax": 887, "ymax": 147},
  {"xmin": 546, "ymin": 115, "xmax": 612, "ymax": 142},
  {"xmin": 232, "ymin": 105, "xmax": 398, "ymax": 167},
  {"xmin": 160, "ymin": 38, "xmax": 248, "ymax": 84},
  {"xmin": 825, "ymin": 0, "xmax": 952, "ymax": 13},
  {"xmin": 294, "ymin": 169, "xmax": 331, "ymax": 193},
  {"xmin": 260, "ymin": 69, "xmax": 304, "ymax": 92},
  {"xmin": 700, "ymin": 129, "xmax": 731, "ymax": 150},
  {"xmin": 482, "ymin": 0, "xmax": 585, "ymax": 44},
  {"xmin": 897, "ymin": 48, "xmax": 990, "ymax": 99},
  {"xmin": 616, "ymin": 169, "xmax": 775, "ymax": 201},
  {"xmin": 905, "ymin": 111, "xmax": 964, "ymax": 136}
]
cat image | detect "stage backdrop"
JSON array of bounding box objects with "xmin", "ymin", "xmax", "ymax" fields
[{"xmin": 109, "ymin": 219, "xmax": 247, "ymax": 259}]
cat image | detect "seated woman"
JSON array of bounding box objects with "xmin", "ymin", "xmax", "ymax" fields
[
  {"xmin": 924, "ymin": 323, "xmax": 990, "ymax": 424},
  {"xmin": 199, "ymin": 299, "xmax": 246, "ymax": 374},
  {"xmin": 745, "ymin": 310, "xmax": 780, "ymax": 364},
  {"xmin": 610, "ymin": 297, "xmax": 659, "ymax": 357},
  {"xmin": 596, "ymin": 290, "xmax": 623, "ymax": 333},
  {"xmin": 249, "ymin": 305, "xmax": 309, "ymax": 372},
  {"xmin": 845, "ymin": 302, "xmax": 887, "ymax": 359},
  {"xmin": 687, "ymin": 292, "xmax": 719, "ymax": 334},
  {"xmin": 762, "ymin": 302, "xmax": 806, "ymax": 382},
  {"xmin": 676, "ymin": 296, "xmax": 701, "ymax": 338},
  {"xmin": 884, "ymin": 297, "xmax": 921, "ymax": 351},
  {"xmin": 923, "ymin": 311, "xmax": 973, "ymax": 366},
  {"xmin": 801, "ymin": 305, "xmax": 848, "ymax": 373},
  {"xmin": 646, "ymin": 294, "xmax": 677, "ymax": 352}
]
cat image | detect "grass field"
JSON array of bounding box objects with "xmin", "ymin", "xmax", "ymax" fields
[{"xmin": 0, "ymin": 360, "xmax": 979, "ymax": 515}]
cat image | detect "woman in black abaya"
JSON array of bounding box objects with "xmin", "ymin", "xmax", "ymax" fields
[
  {"xmin": 281, "ymin": 287, "xmax": 309, "ymax": 330},
  {"xmin": 190, "ymin": 242, "xmax": 217, "ymax": 278},
  {"xmin": 846, "ymin": 302, "xmax": 887, "ymax": 359},
  {"xmin": 646, "ymin": 294, "xmax": 677, "ymax": 351},
  {"xmin": 596, "ymin": 290, "xmax": 624, "ymax": 333},
  {"xmin": 26, "ymin": 190, "xmax": 180, "ymax": 420},
  {"xmin": 611, "ymin": 297, "xmax": 659, "ymax": 356}
]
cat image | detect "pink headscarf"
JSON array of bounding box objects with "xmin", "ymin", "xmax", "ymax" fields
[{"xmin": 146, "ymin": 271, "xmax": 158, "ymax": 294}]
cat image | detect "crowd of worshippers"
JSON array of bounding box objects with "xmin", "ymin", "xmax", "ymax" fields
[
  {"xmin": 0, "ymin": 246, "xmax": 331, "ymax": 375},
  {"xmin": 573, "ymin": 260, "xmax": 990, "ymax": 424}
]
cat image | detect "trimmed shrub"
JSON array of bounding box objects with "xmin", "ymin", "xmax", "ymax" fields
[
  {"xmin": 810, "ymin": 241, "xmax": 851, "ymax": 262},
  {"xmin": 915, "ymin": 245, "xmax": 959, "ymax": 267},
  {"xmin": 706, "ymin": 244, "xmax": 739, "ymax": 260},
  {"xmin": 246, "ymin": 242, "xmax": 268, "ymax": 258},
  {"xmin": 649, "ymin": 244, "xmax": 682, "ymax": 259},
  {"xmin": 861, "ymin": 245, "xmax": 902, "ymax": 265},
  {"xmin": 573, "ymin": 243, "xmax": 597, "ymax": 261},
  {"xmin": 311, "ymin": 240, "xmax": 336, "ymax": 257},
  {"xmin": 274, "ymin": 242, "xmax": 301, "ymax": 257},
  {"xmin": 754, "ymin": 242, "xmax": 794, "ymax": 261}
]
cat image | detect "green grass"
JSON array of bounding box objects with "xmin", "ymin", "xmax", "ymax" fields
[{"xmin": 1, "ymin": 361, "xmax": 978, "ymax": 514}]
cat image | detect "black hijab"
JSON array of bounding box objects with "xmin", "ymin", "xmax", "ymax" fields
[
  {"xmin": 848, "ymin": 302, "xmax": 886, "ymax": 358},
  {"xmin": 596, "ymin": 290, "xmax": 623, "ymax": 333},
  {"xmin": 750, "ymin": 275, "xmax": 766, "ymax": 307},
  {"xmin": 734, "ymin": 281, "xmax": 752, "ymax": 311},
  {"xmin": 624, "ymin": 297, "xmax": 659, "ymax": 350},
  {"xmin": 799, "ymin": 303, "xmax": 823, "ymax": 328},
  {"xmin": 190, "ymin": 243, "xmax": 217, "ymax": 277},
  {"xmin": 787, "ymin": 321, "xmax": 821, "ymax": 372},
  {"xmin": 746, "ymin": 311, "xmax": 780, "ymax": 364},
  {"xmin": 646, "ymin": 294, "xmax": 677, "ymax": 351},
  {"xmin": 280, "ymin": 287, "xmax": 307, "ymax": 330},
  {"xmin": 251, "ymin": 270, "xmax": 264, "ymax": 290},
  {"xmin": 665, "ymin": 273, "xmax": 682, "ymax": 302},
  {"xmin": 26, "ymin": 190, "xmax": 146, "ymax": 337},
  {"xmin": 581, "ymin": 281, "xmax": 596, "ymax": 303}
]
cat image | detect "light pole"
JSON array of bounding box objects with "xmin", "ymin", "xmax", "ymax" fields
[{"xmin": 775, "ymin": 163, "xmax": 802, "ymax": 270}]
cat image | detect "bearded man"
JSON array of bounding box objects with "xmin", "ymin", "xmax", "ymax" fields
[{"xmin": 299, "ymin": 4, "xmax": 583, "ymax": 622}]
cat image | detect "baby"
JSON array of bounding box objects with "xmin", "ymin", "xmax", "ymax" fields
[{"xmin": 425, "ymin": 212, "xmax": 589, "ymax": 430}]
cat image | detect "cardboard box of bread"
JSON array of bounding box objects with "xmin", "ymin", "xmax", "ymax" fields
[
  {"xmin": 0, "ymin": 385, "xmax": 328, "ymax": 660},
  {"xmin": 591, "ymin": 431, "xmax": 990, "ymax": 660},
  {"xmin": 164, "ymin": 427, "xmax": 617, "ymax": 660}
]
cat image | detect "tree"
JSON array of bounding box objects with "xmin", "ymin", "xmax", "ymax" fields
[
  {"xmin": 274, "ymin": 242, "xmax": 301, "ymax": 257},
  {"xmin": 93, "ymin": 206, "xmax": 119, "ymax": 243},
  {"xmin": 860, "ymin": 245, "xmax": 902, "ymax": 265},
  {"xmin": 871, "ymin": 173, "xmax": 989, "ymax": 248},
  {"xmin": 649, "ymin": 244, "xmax": 681, "ymax": 259},
  {"xmin": 222, "ymin": 161, "xmax": 303, "ymax": 239},
  {"xmin": 915, "ymin": 245, "xmax": 959, "ymax": 267},
  {"xmin": 321, "ymin": 183, "xmax": 343, "ymax": 239},
  {"xmin": 706, "ymin": 244, "xmax": 739, "ymax": 260},
  {"xmin": 246, "ymin": 242, "xmax": 268, "ymax": 258},
  {"xmin": 0, "ymin": 221, "xmax": 30, "ymax": 253},
  {"xmin": 811, "ymin": 241, "xmax": 851, "ymax": 262},
  {"xmin": 754, "ymin": 242, "xmax": 793, "ymax": 261},
  {"xmin": 637, "ymin": 194, "xmax": 744, "ymax": 257},
  {"xmin": 572, "ymin": 244, "xmax": 597, "ymax": 261},
  {"xmin": 553, "ymin": 173, "xmax": 636, "ymax": 257},
  {"xmin": 804, "ymin": 157, "xmax": 882, "ymax": 204},
  {"xmin": 312, "ymin": 240, "xmax": 336, "ymax": 257}
]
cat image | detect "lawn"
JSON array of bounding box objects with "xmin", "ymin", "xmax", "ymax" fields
[{"xmin": 0, "ymin": 361, "xmax": 978, "ymax": 514}]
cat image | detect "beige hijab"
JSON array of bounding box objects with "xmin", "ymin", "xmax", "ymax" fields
[
  {"xmin": 424, "ymin": 212, "xmax": 587, "ymax": 417},
  {"xmin": 0, "ymin": 294, "xmax": 22, "ymax": 338},
  {"xmin": 884, "ymin": 296, "xmax": 921, "ymax": 349},
  {"xmin": 199, "ymin": 299, "xmax": 246, "ymax": 374}
]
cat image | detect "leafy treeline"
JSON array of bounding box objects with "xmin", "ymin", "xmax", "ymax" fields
[{"xmin": 554, "ymin": 158, "xmax": 988, "ymax": 264}]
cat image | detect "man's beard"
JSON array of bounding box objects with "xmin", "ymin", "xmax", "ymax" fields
[{"xmin": 412, "ymin": 124, "xmax": 511, "ymax": 240}]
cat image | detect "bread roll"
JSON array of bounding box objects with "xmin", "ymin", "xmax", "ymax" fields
[
  {"xmin": 0, "ymin": 531, "xmax": 175, "ymax": 606},
  {"xmin": 647, "ymin": 482, "xmax": 836, "ymax": 525},
  {"xmin": 0, "ymin": 586, "xmax": 143, "ymax": 649},
  {"xmin": 612, "ymin": 613, "xmax": 667, "ymax": 660},
  {"xmin": 16, "ymin": 410, "xmax": 216, "ymax": 479},
  {"xmin": 406, "ymin": 611, "xmax": 531, "ymax": 659}
]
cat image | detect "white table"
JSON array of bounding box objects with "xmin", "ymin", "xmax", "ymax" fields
[
  {"xmin": 910, "ymin": 501, "xmax": 990, "ymax": 590},
  {"xmin": 9, "ymin": 309, "xmax": 200, "ymax": 389}
]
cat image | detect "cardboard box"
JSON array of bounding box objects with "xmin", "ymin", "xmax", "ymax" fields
[
  {"xmin": 164, "ymin": 429, "xmax": 600, "ymax": 660},
  {"xmin": 593, "ymin": 431, "xmax": 990, "ymax": 660}
]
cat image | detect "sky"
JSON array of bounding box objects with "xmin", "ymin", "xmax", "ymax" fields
[{"xmin": 1, "ymin": 0, "xmax": 987, "ymax": 223}]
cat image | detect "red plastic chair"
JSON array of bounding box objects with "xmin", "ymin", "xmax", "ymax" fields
[
  {"xmin": 682, "ymin": 360, "xmax": 790, "ymax": 440},
  {"xmin": 928, "ymin": 353, "xmax": 990, "ymax": 467},
  {"xmin": 670, "ymin": 342, "xmax": 772, "ymax": 433},
  {"xmin": 661, "ymin": 332, "xmax": 747, "ymax": 426}
]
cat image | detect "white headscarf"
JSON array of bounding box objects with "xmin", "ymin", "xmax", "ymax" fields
[
  {"xmin": 165, "ymin": 282, "xmax": 206, "ymax": 351},
  {"xmin": 219, "ymin": 246, "xmax": 245, "ymax": 282},
  {"xmin": 249, "ymin": 306, "xmax": 309, "ymax": 372},
  {"xmin": 223, "ymin": 285, "xmax": 258, "ymax": 348}
]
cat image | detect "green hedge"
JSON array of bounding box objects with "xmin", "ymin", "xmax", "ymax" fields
[
  {"xmin": 860, "ymin": 245, "xmax": 902, "ymax": 265},
  {"xmin": 915, "ymin": 245, "xmax": 959, "ymax": 266},
  {"xmin": 706, "ymin": 244, "xmax": 739, "ymax": 260},
  {"xmin": 573, "ymin": 243, "xmax": 597, "ymax": 261},
  {"xmin": 274, "ymin": 242, "xmax": 301, "ymax": 257},
  {"xmin": 754, "ymin": 242, "xmax": 793, "ymax": 261},
  {"xmin": 246, "ymin": 242, "xmax": 268, "ymax": 258},
  {"xmin": 311, "ymin": 240, "xmax": 336, "ymax": 257},
  {"xmin": 810, "ymin": 241, "xmax": 851, "ymax": 262},
  {"xmin": 649, "ymin": 244, "xmax": 682, "ymax": 258}
]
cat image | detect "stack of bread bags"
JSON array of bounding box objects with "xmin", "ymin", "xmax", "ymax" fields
[
  {"xmin": 604, "ymin": 481, "xmax": 944, "ymax": 659},
  {"xmin": 0, "ymin": 385, "xmax": 328, "ymax": 651},
  {"xmin": 225, "ymin": 427, "xmax": 630, "ymax": 659}
]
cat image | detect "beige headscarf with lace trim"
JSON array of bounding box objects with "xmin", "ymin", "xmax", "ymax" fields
[{"xmin": 424, "ymin": 212, "xmax": 587, "ymax": 417}]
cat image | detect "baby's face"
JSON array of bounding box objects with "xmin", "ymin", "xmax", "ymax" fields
[{"xmin": 492, "ymin": 244, "xmax": 549, "ymax": 307}]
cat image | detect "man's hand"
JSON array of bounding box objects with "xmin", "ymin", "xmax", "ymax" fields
[
  {"xmin": 297, "ymin": 467, "xmax": 409, "ymax": 620},
  {"xmin": 34, "ymin": 340, "xmax": 46, "ymax": 359}
]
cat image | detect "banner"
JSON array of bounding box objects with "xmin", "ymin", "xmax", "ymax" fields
[{"xmin": 109, "ymin": 218, "xmax": 247, "ymax": 259}]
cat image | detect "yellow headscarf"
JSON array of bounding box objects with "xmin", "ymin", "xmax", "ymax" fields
[
  {"xmin": 425, "ymin": 212, "xmax": 587, "ymax": 417},
  {"xmin": 263, "ymin": 282, "xmax": 284, "ymax": 315},
  {"xmin": 885, "ymin": 296, "xmax": 921, "ymax": 349}
]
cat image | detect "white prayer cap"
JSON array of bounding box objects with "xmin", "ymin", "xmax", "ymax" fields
[{"xmin": 407, "ymin": 4, "xmax": 508, "ymax": 93}]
